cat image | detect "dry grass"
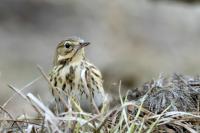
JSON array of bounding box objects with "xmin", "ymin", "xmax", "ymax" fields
[{"xmin": 0, "ymin": 72, "xmax": 199, "ymax": 133}]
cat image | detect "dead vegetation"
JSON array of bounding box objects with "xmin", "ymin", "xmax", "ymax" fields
[{"xmin": 0, "ymin": 73, "xmax": 199, "ymax": 133}]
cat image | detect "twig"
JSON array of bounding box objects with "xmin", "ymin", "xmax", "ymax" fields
[
  {"xmin": 0, "ymin": 119, "xmax": 43, "ymax": 126},
  {"xmin": 7, "ymin": 84, "xmax": 44, "ymax": 116},
  {"xmin": 7, "ymin": 85, "xmax": 27, "ymax": 100},
  {"xmin": 0, "ymin": 106, "xmax": 24, "ymax": 133},
  {"xmin": 96, "ymin": 106, "xmax": 121, "ymax": 132},
  {"xmin": 3, "ymin": 77, "xmax": 41, "ymax": 108}
]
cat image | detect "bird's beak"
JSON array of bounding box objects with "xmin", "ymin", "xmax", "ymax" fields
[{"xmin": 80, "ymin": 42, "xmax": 90, "ymax": 48}]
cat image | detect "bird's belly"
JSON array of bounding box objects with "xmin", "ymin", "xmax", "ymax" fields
[
  {"xmin": 50, "ymin": 64, "xmax": 105, "ymax": 112},
  {"xmin": 54, "ymin": 75, "xmax": 104, "ymax": 111},
  {"xmin": 71, "ymin": 87, "xmax": 104, "ymax": 111}
]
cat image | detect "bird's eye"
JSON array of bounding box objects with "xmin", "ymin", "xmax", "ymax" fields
[{"xmin": 65, "ymin": 44, "xmax": 71, "ymax": 49}]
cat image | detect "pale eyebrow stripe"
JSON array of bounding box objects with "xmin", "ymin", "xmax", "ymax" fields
[{"xmin": 64, "ymin": 41, "xmax": 72, "ymax": 45}]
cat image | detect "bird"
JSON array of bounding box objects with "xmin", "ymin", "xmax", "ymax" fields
[{"xmin": 49, "ymin": 37, "xmax": 106, "ymax": 113}]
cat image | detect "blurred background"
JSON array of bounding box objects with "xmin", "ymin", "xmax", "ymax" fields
[{"xmin": 1, "ymin": 0, "xmax": 200, "ymax": 116}]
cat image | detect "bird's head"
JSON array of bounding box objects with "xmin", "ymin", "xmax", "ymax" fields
[{"xmin": 54, "ymin": 37, "xmax": 90, "ymax": 65}]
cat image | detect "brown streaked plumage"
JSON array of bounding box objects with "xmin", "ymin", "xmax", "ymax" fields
[{"xmin": 49, "ymin": 37, "xmax": 106, "ymax": 112}]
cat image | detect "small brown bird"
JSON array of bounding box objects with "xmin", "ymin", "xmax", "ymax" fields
[{"xmin": 49, "ymin": 37, "xmax": 106, "ymax": 112}]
